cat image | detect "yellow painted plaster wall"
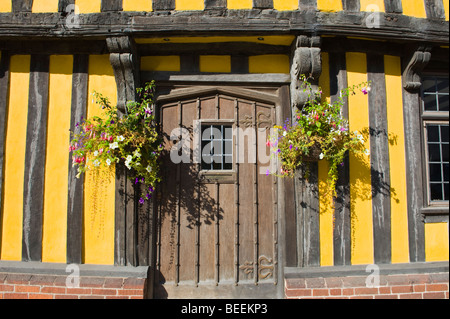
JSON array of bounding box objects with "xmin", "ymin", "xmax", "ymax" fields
[
  {"xmin": 318, "ymin": 52, "xmax": 334, "ymax": 267},
  {"xmin": 384, "ymin": 55, "xmax": 409, "ymax": 264},
  {"xmin": 141, "ymin": 56, "xmax": 181, "ymax": 71},
  {"xmin": 0, "ymin": 0, "xmax": 11, "ymax": 12},
  {"xmin": 317, "ymin": 0, "xmax": 342, "ymax": 12},
  {"xmin": 346, "ymin": 52, "xmax": 374, "ymax": 266},
  {"xmin": 74, "ymin": 0, "xmax": 101, "ymax": 13},
  {"xmin": 123, "ymin": 0, "xmax": 152, "ymax": 11},
  {"xmin": 402, "ymin": 0, "xmax": 427, "ymax": 18},
  {"xmin": 32, "ymin": 0, "xmax": 59, "ymax": 12},
  {"xmin": 360, "ymin": 0, "xmax": 385, "ymax": 12},
  {"xmin": 273, "ymin": 0, "xmax": 298, "ymax": 11},
  {"xmin": 83, "ymin": 55, "xmax": 116, "ymax": 265},
  {"xmin": 425, "ymin": 223, "xmax": 449, "ymax": 262},
  {"xmin": 176, "ymin": 0, "xmax": 203, "ymax": 10},
  {"xmin": 0, "ymin": 55, "xmax": 30, "ymax": 261},
  {"xmin": 444, "ymin": 0, "xmax": 449, "ymax": 20},
  {"xmin": 200, "ymin": 55, "xmax": 231, "ymax": 73},
  {"xmin": 42, "ymin": 55, "xmax": 73, "ymax": 263},
  {"xmin": 249, "ymin": 55, "xmax": 290, "ymax": 74},
  {"xmin": 228, "ymin": 0, "xmax": 253, "ymax": 10},
  {"xmin": 136, "ymin": 36, "xmax": 295, "ymax": 46}
]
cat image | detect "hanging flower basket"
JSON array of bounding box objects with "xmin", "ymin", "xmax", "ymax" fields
[
  {"xmin": 300, "ymin": 142, "xmax": 322, "ymax": 162},
  {"xmin": 69, "ymin": 81, "xmax": 163, "ymax": 204},
  {"xmin": 268, "ymin": 75, "xmax": 371, "ymax": 196}
]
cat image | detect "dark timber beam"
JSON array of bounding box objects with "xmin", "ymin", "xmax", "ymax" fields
[
  {"xmin": 0, "ymin": 51, "xmax": 10, "ymax": 254},
  {"xmin": 12, "ymin": 0, "xmax": 33, "ymax": 13},
  {"xmin": 402, "ymin": 45, "xmax": 432, "ymax": 263},
  {"xmin": 107, "ymin": 36, "xmax": 153, "ymax": 267},
  {"xmin": 22, "ymin": 54, "xmax": 49, "ymax": 262},
  {"xmin": 0, "ymin": 11, "xmax": 447, "ymax": 44},
  {"xmin": 329, "ymin": 52, "xmax": 351, "ymax": 266},
  {"xmin": 66, "ymin": 54, "xmax": 88, "ymax": 264},
  {"xmin": 367, "ymin": 53, "xmax": 392, "ymax": 264}
]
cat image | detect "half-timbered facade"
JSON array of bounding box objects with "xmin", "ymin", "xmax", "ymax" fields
[{"xmin": 0, "ymin": 0, "xmax": 448, "ymax": 299}]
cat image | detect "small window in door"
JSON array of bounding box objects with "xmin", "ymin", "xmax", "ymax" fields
[{"xmin": 201, "ymin": 125, "xmax": 233, "ymax": 171}]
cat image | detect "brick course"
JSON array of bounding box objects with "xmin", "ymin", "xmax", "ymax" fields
[
  {"xmin": 0, "ymin": 272, "xmax": 147, "ymax": 299},
  {"xmin": 285, "ymin": 272, "xmax": 449, "ymax": 299}
]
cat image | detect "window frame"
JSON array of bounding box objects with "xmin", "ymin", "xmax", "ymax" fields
[
  {"xmin": 420, "ymin": 74, "xmax": 449, "ymax": 214},
  {"xmin": 196, "ymin": 119, "xmax": 237, "ymax": 184},
  {"xmin": 200, "ymin": 123, "xmax": 234, "ymax": 172}
]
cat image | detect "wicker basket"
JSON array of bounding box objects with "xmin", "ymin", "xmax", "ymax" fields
[{"xmin": 301, "ymin": 143, "xmax": 322, "ymax": 162}]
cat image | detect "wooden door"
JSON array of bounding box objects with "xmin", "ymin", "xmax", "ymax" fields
[{"xmin": 154, "ymin": 86, "xmax": 281, "ymax": 299}]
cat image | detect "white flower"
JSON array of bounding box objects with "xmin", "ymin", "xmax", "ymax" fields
[
  {"xmin": 106, "ymin": 159, "xmax": 111, "ymax": 166},
  {"xmin": 109, "ymin": 142, "xmax": 119, "ymax": 149},
  {"xmin": 125, "ymin": 155, "xmax": 133, "ymax": 170},
  {"xmin": 146, "ymin": 165, "xmax": 152, "ymax": 173},
  {"xmin": 93, "ymin": 151, "xmax": 99, "ymax": 157},
  {"xmin": 133, "ymin": 150, "xmax": 141, "ymax": 158},
  {"xmin": 93, "ymin": 159, "xmax": 100, "ymax": 167},
  {"xmin": 364, "ymin": 149, "xmax": 370, "ymax": 156},
  {"xmin": 283, "ymin": 131, "xmax": 287, "ymax": 137},
  {"xmin": 319, "ymin": 153, "xmax": 324, "ymax": 160},
  {"xmin": 117, "ymin": 135, "xmax": 125, "ymax": 142}
]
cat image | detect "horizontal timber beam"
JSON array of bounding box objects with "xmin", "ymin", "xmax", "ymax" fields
[
  {"xmin": 0, "ymin": 11, "xmax": 447, "ymax": 44},
  {"xmin": 141, "ymin": 72, "xmax": 291, "ymax": 84}
]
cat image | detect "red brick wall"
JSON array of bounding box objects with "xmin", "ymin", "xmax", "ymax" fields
[
  {"xmin": 285, "ymin": 272, "xmax": 449, "ymax": 299},
  {"xmin": 0, "ymin": 272, "xmax": 147, "ymax": 299}
]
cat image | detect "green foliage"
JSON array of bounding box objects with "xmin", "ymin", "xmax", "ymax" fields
[
  {"xmin": 70, "ymin": 81, "xmax": 163, "ymax": 204},
  {"xmin": 268, "ymin": 75, "xmax": 371, "ymax": 196}
]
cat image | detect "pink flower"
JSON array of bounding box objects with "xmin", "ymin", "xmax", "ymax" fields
[{"xmin": 362, "ymin": 86, "xmax": 371, "ymax": 95}]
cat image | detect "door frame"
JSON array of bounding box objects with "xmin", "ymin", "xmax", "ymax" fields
[{"xmin": 151, "ymin": 81, "xmax": 293, "ymax": 299}]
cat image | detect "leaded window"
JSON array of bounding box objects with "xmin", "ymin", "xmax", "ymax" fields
[{"xmin": 421, "ymin": 75, "xmax": 449, "ymax": 204}]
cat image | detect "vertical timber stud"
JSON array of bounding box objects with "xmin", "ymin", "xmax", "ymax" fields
[
  {"xmin": 329, "ymin": 52, "xmax": 351, "ymax": 266},
  {"xmin": 153, "ymin": 0, "xmax": 175, "ymax": 11},
  {"xmin": 58, "ymin": 0, "xmax": 74, "ymax": 12},
  {"xmin": 22, "ymin": 55, "xmax": 50, "ymax": 262},
  {"xmin": 0, "ymin": 51, "xmax": 10, "ymax": 253},
  {"xmin": 367, "ymin": 54, "xmax": 392, "ymax": 264},
  {"xmin": 204, "ymin": 0, "xmax": 226, "ymax": 10},
  {"xmin": 67, "ymin": 54, "xmax": 88, "ymax": 264},
  {"xmin": 12, "ymin": 0, "xmax": 33, "ymax": 12},
  {"xmin": 107, "ymin": 36, "xmax": 143, "ymax": 266},
  {"xmin": 101, "ymin": 0, "xmax": 123, "ymax": 12},
  {"xmin": 383, "ymin": 0, "xmax": 402, "ymax": 13},
  {"xmin": 299, "ymin": 0, "xmax": 317, "ymax": 10},
  {"xmin": 253, "ymin": 0, "xmax": 273, "ymax": 9},
  {"xmin": 402, "ymin": 45, "xmax": 431, "ymax": 263},
  {"xmin": 290, "ymin": 35, "xmax": 322, "ymax": 267},
  {"xmin": 341, "ymin": 0, "xmax": 359, "ymax": 12},
  {"xmin": 424, "ymin": 0, "xmax": 446, "ymax": 19}
]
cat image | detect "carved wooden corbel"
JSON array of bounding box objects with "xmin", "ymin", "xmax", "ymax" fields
[
  {"xmin": 403, "ymin": 46, "xmax": 432, "ymax": 93},
  {"xmin": 106, "ymin": 36, "xmax": 140, "ymax": 116},
  {"xmin": 290, "ymin": 35, "xmax": 322, "ymax": 109}
]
